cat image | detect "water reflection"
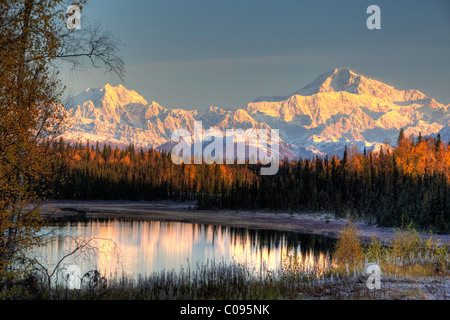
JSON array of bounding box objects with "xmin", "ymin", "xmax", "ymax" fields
[{"xmin": 31, "ymin": 219, "xmax": 335, "ymax": 280}]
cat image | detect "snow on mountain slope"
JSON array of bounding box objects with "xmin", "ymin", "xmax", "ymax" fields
[
  {"xmin": 60, "ymin": 68, "xmax": 449, "ymax": 159},
  {"xmin": 245, "ymin": 67, "xmax": 447, "ymax": 156},
  {"xmin": 62, "ymin": 84, "xmax": 199, "ymax": 147},
  {"xmin": 60, "ymin": 83, "xmax": 290, "ymax": 158}
]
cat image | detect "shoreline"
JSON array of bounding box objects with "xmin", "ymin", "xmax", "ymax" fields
[{"xmin": 40, "ymin": 200, "xmax": 450, "ymax": 245}]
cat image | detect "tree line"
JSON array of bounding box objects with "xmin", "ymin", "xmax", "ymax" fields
[{"xmin": 46, "ymin": 130, "xmax": 450, "ymax": 233}]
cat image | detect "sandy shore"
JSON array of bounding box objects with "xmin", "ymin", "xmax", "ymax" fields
[{"xmin": 40, "ymin": 200, "xmax": 450, "ymax": 245}]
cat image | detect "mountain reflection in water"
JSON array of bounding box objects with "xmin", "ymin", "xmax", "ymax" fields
[{"xmin": 31, "ymin": 219, "xmax": 335, "ymax": 280}]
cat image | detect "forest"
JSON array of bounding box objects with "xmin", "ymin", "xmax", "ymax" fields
[{"xmin": 44, "ymin": 130, "xmax": 450, "ymax": 233}]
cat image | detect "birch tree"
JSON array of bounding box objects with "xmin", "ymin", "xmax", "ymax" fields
[{"xmin": 0, "ymin": 0, "xmax": 124, "ymax": 296}]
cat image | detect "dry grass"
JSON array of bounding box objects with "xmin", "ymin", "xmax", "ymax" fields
[{"xmin": 331, "ymin": 221, "xmax": 449, "ymax": 278}]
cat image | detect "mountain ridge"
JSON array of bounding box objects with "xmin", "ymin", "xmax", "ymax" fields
[{"xmin": 60, "ymin": 68, "xmax": 450, "ymax": 159}]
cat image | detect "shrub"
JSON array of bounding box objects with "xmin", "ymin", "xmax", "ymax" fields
[
  {"xmin": 365, "ymin": 236, "xmax": 386, "ymax": 264},
  {"xmin": 385, "ymin": 223, "xmax": 449, "ymax": 276},
  {"xmin": 389, "ymin": 223, "xmax": 423, "ymax": 265},
  {"xmin": 333, "ymin": 221, "xmax": 364, "ymax": 270}
]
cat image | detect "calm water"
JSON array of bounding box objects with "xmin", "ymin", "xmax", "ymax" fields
[{"xmin": 31, "ymin": 219, "xmax": 335, "ymax": 280}]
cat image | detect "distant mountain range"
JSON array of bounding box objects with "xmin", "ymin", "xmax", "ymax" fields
[{"xmin": 61, "ymin": 67, "xmax": 450, "ymax": 159}]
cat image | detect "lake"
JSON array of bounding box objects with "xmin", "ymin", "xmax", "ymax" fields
[{"xmin": 30, "ymin": 219, "xmax": 335, "ymax": 280}]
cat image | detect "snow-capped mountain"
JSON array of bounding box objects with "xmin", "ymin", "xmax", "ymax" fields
[
  {"xmin": 60, "ymin": 68, "xmax": 449, "ymax": 159},
  {"xmin": 246, "ymin": 67, "xmax": 448, "ymax": 156},
  {"xmin": 63, "ymin": 84, "xmax": 198, "ymax": 148}
]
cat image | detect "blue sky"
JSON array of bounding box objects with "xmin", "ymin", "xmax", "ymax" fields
[{"xmin": 61, "ymin": 0, "xmax": 450, "ymax": 110}]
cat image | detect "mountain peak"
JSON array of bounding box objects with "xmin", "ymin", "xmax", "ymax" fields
[
  {"xmin": 101, "ymin": 83, "xmax": 136, "ymax": 96},
  {"xmin": 293, "ymin": 67, "xmax": 363, "ymax": 96},
  {"xmin": 101, "ymin": 83, "xmax": 116, "ymax": 93},
  {"xmin": 330, "ymin": 67, "xmax": 360, "ymax": 82},
  {"xmin": 73, "ymin": 84, "xmax": 148, "ymax": 108},
  {"xmin": 332, "ymin": 66, "xmax": 355, "ymax": 75},
  {"xmin": 103, "ymin": 83, "xmax": 124, "ymax": 89},
  {"xmin": 290, "ymin": 67, "xmax": 414, "ymax": 102},
  {"xmin": 253, "ymin": 67, "xmax": 364, "ymax": 102}
]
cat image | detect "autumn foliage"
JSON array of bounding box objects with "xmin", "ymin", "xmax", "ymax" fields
[
  {"xmin": 333, "ymin": 221, "xmax": 365, "ymax": 269},
  {"xmin": 46, "ymin": 130, "xmax": 450, "ymax": 233}
]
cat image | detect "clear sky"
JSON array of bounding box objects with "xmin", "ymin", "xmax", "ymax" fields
[{"xmin": 61, "ymin": 0, "xmax": 450, "ymax": 110}]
